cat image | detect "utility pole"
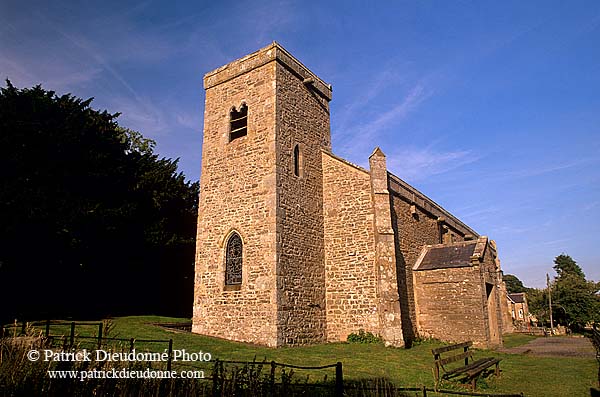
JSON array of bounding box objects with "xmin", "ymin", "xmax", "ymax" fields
[{"xmin": 547, "ymin": 273, "xmax": 554, "ymax": 336}]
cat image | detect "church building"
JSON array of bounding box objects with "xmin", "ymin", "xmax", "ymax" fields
[{"xmin": 192, "ymin": 42, "xmax": 507, "ymax": 348}]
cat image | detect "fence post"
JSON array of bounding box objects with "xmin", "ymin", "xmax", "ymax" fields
[
  {"xmin": 422, "ymin": 385, "xmax": 427, "ymax": 397},
  {"xmin": 129, "ymin": 338, "xmax": 135, "ymax": 353},
  {"xmin": 167, "ymin": 339, "xmax": 173, "ymax": 371},
  {"xmin": 69, "ymin": 322, "xmax": 75, "ymax": 348},
  {"xmin": 21, "ymin": 320, "xmax": 26, "ymax": 336},
  {"xmin": 335, "ymin": 362, "xmax": 343, "ymax": 397},
  {"xmin": 270, "ymin": 361, "xmax": 276, "ymax": 395},
  {"xmin": 45, "ymin": 320, "xmax": 50, "ymax": 338},
  {"xmin": 212, "ymin": 359, "xmax": 221, "ymax": 397},
  {"xmin": 97, "ymin": 323, "xmax": 103, "ymax": 350}
]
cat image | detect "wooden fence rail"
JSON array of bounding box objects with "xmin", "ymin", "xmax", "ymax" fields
[
  {"xmin": 209, "ymin": 359, "xmax": 342, "ymax": 397},
  {"xmin": 1, "ymin": 320, "xmax": 525, "ymax": 396},
  {"xmin": 1, "ymin": 320, "xmax": 175, "ymax": 370}
]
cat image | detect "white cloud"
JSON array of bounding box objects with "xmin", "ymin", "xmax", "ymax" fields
[
  {"xmin": 365, "ymin": 84, "xmax": 429, "ymax": 133},
  {"xmin": 504, "ymin": 158, "xmax": 594, "ymax": 179},
  {"xmin": 176, "ymin": 112, "xmax": 202, "ymax": 130},
  {"xmin": 335, "ymin": 83, "xmax": 432, "ymax": 159},
  {"xmin": 111, "ymin": 96, "xmax": 170, "ymax": 136},
  {"xmin": 0, "ymin": 46, "xmax": 103, "ymax": 93},
  {"xmin": 386, "ymin": 145, "xmax": 479, "ymax": 182},
  {"xmin": 334, "ymin": 65, "xmax": 409, "ymax": 131}
]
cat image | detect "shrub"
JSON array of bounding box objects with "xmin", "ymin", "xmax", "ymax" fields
[{"xmin": 347, "ymin": 329, "xmax": 382, "ymax": 344}]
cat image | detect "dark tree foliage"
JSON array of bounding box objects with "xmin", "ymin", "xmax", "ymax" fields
[
  {"xmin": 503, "ymin": 274, "xmax": 527, "ymax": 294},
  {"xmin": 0, "ymin": 81, "xmax": 198, "ymax": 323}
]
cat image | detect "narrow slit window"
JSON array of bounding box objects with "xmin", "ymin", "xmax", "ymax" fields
[
  {"xmin": 438, "ymin": 223, "xmax": 445, "ymax": 244},
  {"xmin": 293, "ymin": 144, "xmax": 303, "ymax": 177},
  {"xmin": 229, "ymin": 104, "xmax": 248, "ymax": 141},
  {"xmin": 225, "ymin": 233, "xmax": 242, "ymax": 285}
]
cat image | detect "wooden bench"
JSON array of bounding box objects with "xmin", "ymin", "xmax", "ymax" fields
[
  {"xmin": 592, "ymin": 328, "xmax": 600, "ymax": 388},
  {"xmin": 432, "ymin": 341, "xmax": 501, "ymax": 390}
]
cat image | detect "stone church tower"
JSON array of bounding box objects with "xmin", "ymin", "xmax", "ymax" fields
[
  {"xmin": 193, "ymin": 43, "xmax": 334, "ymax": 346},
  {"xmin": 193, "ymin": 42, "xmax": 506, "ymax": 348}
]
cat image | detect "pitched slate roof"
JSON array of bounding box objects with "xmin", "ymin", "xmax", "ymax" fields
[
  {"xmin": 413, "ymin": 237, "xmax": 488, "ymax": 271},
  {"xmin": 508, "ymin": 293, "xmax": 526, "ymax": 303}
]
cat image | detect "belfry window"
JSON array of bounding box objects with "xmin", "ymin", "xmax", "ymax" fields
[
  {"xmin": 229, "ymin": 104, "xmax": 248, "ymax": 141},
  {"xmin": 225, "ymin": 233, "xmax": 242, "ymax": 285}
]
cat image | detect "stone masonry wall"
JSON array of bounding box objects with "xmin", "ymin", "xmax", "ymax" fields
[
  {"xmin": 322, "ymin": 152, "xmax": 379, "ymax": 342},
  {"xmin": 274, "ymin": 59, "xmax": 330, "ymax": 345},
  {"xmin": 390, "ymin": 193, "xmax": 444, "ymax": 343},
  {"xmin": 413, "ymin": 266, "xmax": 489, "ymax": 346},
  {"xmin": 479, "ymin": 244, "xmax": 504, "ymax": 346},
  {"xmin": 499, "ymin": 281, "xmax": 515, "ymax": 333},
  {"xmin": 193, "ymin": 58, "xmax": 279, "ymax": 346},
  {"xmin": 369, "ymin": 150, "xmax": 404, "ymax": 346}
]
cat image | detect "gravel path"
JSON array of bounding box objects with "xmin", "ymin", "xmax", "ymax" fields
[{"xmin": 498, "ymin": 336, "xmax": 596, "ymax": 358}]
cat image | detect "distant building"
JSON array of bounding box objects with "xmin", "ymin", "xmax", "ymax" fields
[
  {"xmin": 507, "ymin": 292, "xmax": 530, "ymax": 325},
  {"xmin": 192, "ymin": 42, "xmax": 507, "ymax": 348}
]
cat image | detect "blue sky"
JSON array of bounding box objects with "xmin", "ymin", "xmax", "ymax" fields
[{"xmin": 2, "ymin": 1, "xmax": 599, "ymax": 287}]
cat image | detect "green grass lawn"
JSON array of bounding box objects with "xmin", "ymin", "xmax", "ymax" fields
[
  {"xmin": 25, "ymin": 316, "xmax": 599, "ymax": 396},
  {"xmin": 499, "ymin": 333, "xmax": 538, "ymax": 349}
]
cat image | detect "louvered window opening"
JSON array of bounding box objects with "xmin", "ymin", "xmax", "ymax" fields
[{"xmin": 230, "ymin": 104, "xmax": 248, "ymax": 141}]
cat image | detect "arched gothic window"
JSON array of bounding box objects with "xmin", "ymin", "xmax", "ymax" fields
[{"xmin": 225, "ymin": 233, "xmax": 242, "ymax": 285}]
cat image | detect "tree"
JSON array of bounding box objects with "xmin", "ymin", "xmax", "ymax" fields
[
  {"xmin": 527, "ymin": 288, "xmax": 550, "ymax": 325},
  {"xmin": 503, "ymin": 274, "xmax": 527, "ymax": 293},
  {"xmin": 551, "ymin": 254, "xmax": 600, "ymax": 330},
  {"xmin": 553, "ymin": 253, "xmax": 586, "ymax": 279},
  {"xmin": 117, "ymin": 126, "xmax": 156, "ymax": 155},
  {"xmin": 0, "ymin": 81, "xmax": 198, "ymax": 323}
]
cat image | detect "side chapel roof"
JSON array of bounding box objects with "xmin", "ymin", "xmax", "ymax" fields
[{"xmin": 413, "ymin": 236, "xmax": 488, "ymax": 271}]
